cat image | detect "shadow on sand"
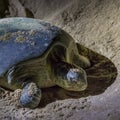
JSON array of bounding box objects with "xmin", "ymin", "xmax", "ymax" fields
[{"xmin": 39, "ymin": 43, "xmax": 117, "ymax": 108}]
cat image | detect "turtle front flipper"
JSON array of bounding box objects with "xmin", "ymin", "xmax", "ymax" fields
[
  {"xmin": 71, "ymin": 52, "xmax": 91, "ymax": 69},
  {"xmin": 20, "ymin": 82, "xmax": 41, "ymax": 109},
  {"xmin": 68, "ymin": 42, "xmax": 91, "ymax": 69},
  {"xmin": 52, "ymin": 60, "xmax": 87, "ymax": 91},
  {"xmin": 7, "ymin": 67, "xmax": 41, "ymax": 108}
]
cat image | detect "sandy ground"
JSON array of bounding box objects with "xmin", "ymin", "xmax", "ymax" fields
[{"xmin": 0, "ymin": 0, "xmax": 120, "ymax": 119}]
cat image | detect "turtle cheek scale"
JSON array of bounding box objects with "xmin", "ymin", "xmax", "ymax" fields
[
  {"xmin": 69, "ymin": 68, "xmax": 87, "ymax": 91},
  {"xmin": 67, "ymin": 68, "xmax": 87, "ymax": 90}
]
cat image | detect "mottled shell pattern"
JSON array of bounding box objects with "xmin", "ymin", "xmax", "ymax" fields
[{"xmin": 0, "ymin": 17, "xmax": 60, "ymax": 76}]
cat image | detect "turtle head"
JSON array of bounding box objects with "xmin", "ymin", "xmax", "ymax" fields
[{"xmin": 54, "ymin": 62, "xmax": 87, "ymax": 91}]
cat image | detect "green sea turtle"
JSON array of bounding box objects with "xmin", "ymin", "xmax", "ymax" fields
[{"xmin": 0, "ymin": 17, "xmax": 90, "ymax": 108}]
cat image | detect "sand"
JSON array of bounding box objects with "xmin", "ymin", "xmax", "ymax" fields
[{"xmin": 0, "ymin": 0, "xmax": 120, "ymax": 119}]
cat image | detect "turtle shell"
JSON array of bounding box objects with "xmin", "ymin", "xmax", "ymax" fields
[{"xmin": 0, "ymin": 17, "xmax": 61, "ymax": 76}]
